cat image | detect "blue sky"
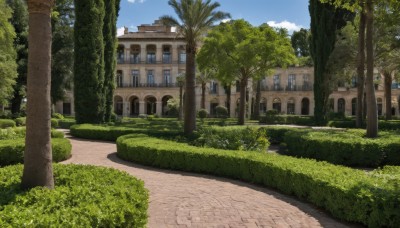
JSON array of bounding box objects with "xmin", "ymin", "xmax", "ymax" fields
[{"xmin": 117, "ymin": 0, "xmax": 310, "ymax": 35}]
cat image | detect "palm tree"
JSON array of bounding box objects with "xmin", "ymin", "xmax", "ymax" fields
[
  {"xmin": 160, "ymin": 0, "xmax": 230, "ymax": 134},
  {"xmin": 21, "ymin": 0, "xmax": 55, "ymax": 189}
]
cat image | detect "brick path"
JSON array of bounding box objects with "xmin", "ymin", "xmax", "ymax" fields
[{"xmin": 62, "ymin": 132, "xmax": 357, "ymax": 228}]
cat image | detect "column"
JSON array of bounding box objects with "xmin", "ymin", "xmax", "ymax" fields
[
  {"xmin": 156, "ymin": 44, "xmax": 163, "ymax": 63},
  {"xmin": 295, "ymin": 98, "xmax": 302, "ymax": 115},
  {"xmin": 125, "ymin": 48, "xmax": 130, "ymax": 63},
  {"xmin": 141, "ymin": 45, "xmax": 146, "ymax": 64},
  {"xmin": 281, "ymin": 98, "xmax": 287, "ymax": 114},
  {"xmin": 156, "ymin": 101, "xmax": 162, "ymax": 116},
  {"xmin": 172, "ymin": 44, "xmax": 179, "ymax": 63},
  {"xmin": 123, "ymin": 101, "xmax": 129, "ymax": 117},
  {"xmin": 139, "ymin": 101, "xmax": 145, "ymax": 115}
]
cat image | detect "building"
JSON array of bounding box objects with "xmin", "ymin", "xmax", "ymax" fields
[{"xmin": 56, "ymin": 20, "xmax": 400, "ymax": 118}]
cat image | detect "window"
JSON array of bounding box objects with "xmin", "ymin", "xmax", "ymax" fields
[
  {"xmin": 273, "ymin": 75, "xmax": 280, "ymax": 90},
  {"xmin": 179, "ymin": 52, "xmax": 186, "ymax": 64},
  {"xmin": 117, "ymin": 48, "xmax": 124, "ymax": 64},
  {"xmin": 351, "ymin": 76, "xmax": 357, "ymax": 88},
  {"xmin": 288, "ymin": 74, "xmax": 296, "ymax": 91},
  {"xmin": 116, "ymin": 71, "xmax": 123, "ymax": 87},
  {"xmin": 130, "ymin": 46, "xmax": 140, "ymax": 64},
  {"xmin": 273, "ymin": 98, "xmax": 281, "ymax": 113},
  {"xmin": 147, "ymin": 52, "xmax": 156, "ymax": 64},
  {"xmin": 210, "ymin": 81, "xmax": 218, "ymax": 94},
  {"xmin": 163, "ymin": 70, "xmax": 171, "ymax": 86},
  {"xmin": 338, "ymin": 98, "xmax": 345, "ymax": 113},
  {"xmin": 131, "ymin": 70, "xmax": 139, "ymax": 87},
  {"xmin": 287, "ymin": 98, "xmax": 295, "ymax": 115},
  {"xmin": 163, "ymin": 47, "xmax": 171, "ymax": 63},
  {"xmin": 303, "ymin": 74, "xmax": 310, "ymax": 90},
  {"xmin": 147, "ymin": 70, "xmax": 155, "ymax": 85}
]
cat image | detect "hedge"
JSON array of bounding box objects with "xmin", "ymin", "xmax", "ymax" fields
[
  {"xmin": 283, "ymin": 129, "xmax": 400, "ymax": 167},
  {"xmin": 58, "ymin": 119, "xmax": 76, "ymax": 129},
  {"xmin": 0, "ymin": 119, "xmax": 16, "ymax": 129},
  {"xmin": 0, "ymin": 164, "xmax": 148, "ymax": 227},
  {"xmin": 14, "ymin": 117, "xmax": 59, "ymax": 128},
  {"xmin": 116, "ymin": 134, "xmax": 399, "ymax": 227},
  {"xmin": 328, "ymin": 120, "xmax": 400, "ymax": 131},
  {"xmin": 70, "ymin": 124, "xmax": 182, "ymax": 141},
  {"xmin": 0, "ymin": 128, "xmax": 65, "ymax": 140},
  {"xmin": 0, "ymin": 138, "xmax": 72, "ymax": 167},
  {"xmin": 259, "ymin": 115, "xmax": 315, "ymax": 126}
]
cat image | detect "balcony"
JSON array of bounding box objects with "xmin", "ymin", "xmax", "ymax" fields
[
  {"xmin": 116, "ymin": 82, "xmax": 179, "ymax": 88},
  {"xmin": 130, "ymin": 57, "xmax": 140, "ymax": 64},
  {"xmin": 117, "ymin": 58, "xmax": 125, "ymax": 64}
]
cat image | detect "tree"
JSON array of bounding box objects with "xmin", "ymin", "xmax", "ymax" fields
[
  {"xmin": 7, "ymin": 0, "xmax": 28, "ymax": 115},
  {"xmin": 51, "ymin": 0, "xmax": 74, "ymax": 109},
  {"xmin": 309, "ymin": 0, "xmax": 353, "ymax": 125},
  {"xmin": 196, "ymin": 69, "xmax": 214, "ymax": 109},
  {"xmin": 21, "ymin": 0, "xmax": 55, "ymax": 189},
  {"xmin": 291, "ymin": 28, "xmax": 313, "ymax": 66},
  {"xmin": 198, "ymin": 20, "xmax": 296, "ymax": 125},
  {"xmin": 0, "ymin": 0, "xmax": 17, "ymax": 106},
  {"xmin": 160, "ymin": 0, "xmax": 230, "ymax": 134},
  {"xmin": 176, "ymin": 73, "xmax": 185, "ymax": 121},
  {"xmin": 103, "ymin": 0, "xmax": 121, "ymax": 122},
  {"xmin": 74, "ymin": 0, "xmax": 105, "ymax": 124}
]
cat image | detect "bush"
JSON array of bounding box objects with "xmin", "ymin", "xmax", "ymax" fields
[
  {"xmin": 215, "ymin": 106, "xmax": 228, "ymax": 118},
  {"xmin": 0, "ymin": 164, "xmax": 148, "ymax": 227},
  {"xmin": 197, "ymin": 109, "xmax": 208, "ymax": 120},
  {"xmin": 0, "ymin": 119, "xmax": 16, "ymax": 129},
  {"xmin": 117, "ymin": 134, "xmax": 400, "ymax": 227},
  {"xmin": 261, "ymin": 126, "xmax": 301, "ymax": 144},
  {"xmin": 259, "ymin": 114, "xmax": 314, "ymax": 126},
  {"xmin": 0, "ymin": 138, "xmax": 72, "ymax": 166},
  {"xmin": 283, "ymin": 129, "xmax": 400, "ymax": 167},
  {"xmin": 328, "ymin": 120, "xmax": 400, "ymax": 131},
  {"xmin": 51, "ymin": 118, "xmax": 59, "ymax": 128},
  {"xmin": 58, "ymin": 118, "xmax": 76, "ymax": 129},
  {"xmin": 70, "ymin": 124, "xmax": 182, "ymax": 141},
  {"xmin": 0, "ymin": 127, "xmax": 26, "ymax": 140},
  {"xmin": 193, "ymin": 126, "xmax": 269, "ymax": 151},
  {"xmin": 52, "ymin": 113, "xmax": 64, "ymax": 120},
  {"xmin": 15, "ymin": 117, "xmax": 26, "ymax": 126}
]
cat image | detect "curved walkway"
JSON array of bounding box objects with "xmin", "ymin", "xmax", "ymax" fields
[{"xmin": 62, "ymin": 132, "xmax": 357, "ymax": 228}]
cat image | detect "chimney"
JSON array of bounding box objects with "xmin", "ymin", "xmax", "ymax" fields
[{"xmin": 124, "ymin": 26, "xmax": 129, "ymax": 34}]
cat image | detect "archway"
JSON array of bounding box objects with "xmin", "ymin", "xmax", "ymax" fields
[
  {"xmin": 162, "ymin": 95, "xmax": 173, "ymax": 116},
  {"xmin": 260, "ymin": 98, "xmax": 267, "ymax": 114},
  {"xmin": 129, "ymin": 96, "xmax": 140, "ymax": 116},
  {"xmin": 351, "ymin": 98, "xmax": 357, "ymax": 116},
  {"xmin": 287, "ymin": 98, "xmax": 295, "ymax": 115},
  {"xmin": 301, "ymin": 98, "xmax": 310, "ymax": 115},
  {"xmin": 377, "ymin": 98, "xmax": 383, "ymax": 116},
  {"xmin": 114, "ymin": 96, "xmax": 123, "ymax": 116},
  {"xmin": 272, "ymin": 98, "xmax": 281, "ymax": 113},
  {"xmin": 210, "ymin": 98, "xmax": 219, "ymax": 117},
  {"xmin": 338, "ymin": 98, "xmax": 345, "ymax": 113},
  {"xmin": 145, "ymin": 96, "xmax": 157, "ymax": 115}
]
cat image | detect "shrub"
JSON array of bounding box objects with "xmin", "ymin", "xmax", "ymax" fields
[
  {"xmin": 193, "ymin": 126, "xmax": 269, "ymax": 151},
  {"xmin": 0, "ymin": 164, "xmax": 148, "ymax": 227},
  {"xmin": 327, "ymin": 120, "xmax": 357, "ymax": 128},
  {"xmin": 328, "ymin": 120, "xmax": 400, "ymax": 131},
  {"xmin": 0, "ymin": 127, "xmax": 26, "ymax": 140},
  {"xmin": 283, "ymin": 129, "xmax": 400, "ymax": 167},
  {"xmin": 215, "ymin": 106, "xmax": 228, "ymax": 118},
  {"xmin": 261, "ymin": 126, "xmax": 302, "ymax": 144},
  {"xmin": 259, "ymin": 114, "xmax": 314, "ymax": 126},
  {"xmin": 0, "ymin": 138, "xmax": 72, "ymax": 166},
  {"xmin": 197, "ymin": 109, "xmax": 208, "ymax": 120},
  {"xmin": 52, "ymin": 113, "xmax": 64, "ymax": 120},
  {"xmin": 117, "ymin": 134, "xmax": 400, "ymax": 227},
  {"xmin": 0, "ymin": 119, "xmax": 16, "ymax": 129},
  {"xmin": 15, "ymin": 117, "xmax": 26, "ymax": 126},
  {"xmin": 58, "ymin": 118, "xmax": 76, "ymax": 129},
  {"xmin": 51, "ymin": 118, "xmax": 59, "ymax": 128}
]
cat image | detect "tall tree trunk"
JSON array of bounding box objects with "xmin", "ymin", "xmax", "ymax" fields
[
  {"xmin": 356, "ymin": 4, "xmax": 366, "ymax": 128},
  {"xmin": 365, "ymin": 0, "xmax": 378, "ymax": 138},
  {"xmin": 383, "ymin": 70, "xmax": 392, "ymax": 120},
  {"xmin": 253, "ymin": 80, "xmax": 261, "ymax": 120},
  {"xmin": 179, "ymin": 84, "xmax": 183, "ymax": 121},
  {"xmin": 201, "ymin": 82, "xmax": 206, "ymax": 109},
  {"xmin": 238, "ymin": 77, "xmax": 248, "ymax": 125},
  {"xmin": 184, "ymin": 45, "xmax": 196, "ymax": 134},
  {"xmin": 22, "ymin": 0, "xmax": 54, "ymax": 189},
  {"xmin": 225, "ymin": 84, "xmax": 231, "ymax": 116}
]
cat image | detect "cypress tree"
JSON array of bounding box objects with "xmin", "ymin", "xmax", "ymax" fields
[
  {"xmin": 73, "ymin": 0, "xmax": 105, "ymax": 123},
  {"xmin": 309, "ymin": 0, "xmax": 353, "ymax": 125},
  {"xmin": 103, "ymin": 0, "xmax": 120, "ymax": 122}
]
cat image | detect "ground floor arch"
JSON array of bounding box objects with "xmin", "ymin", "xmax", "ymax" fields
[
  {"xmin": 273, "ymin": 98, "xmax": 281, "ymax": 113},
  {"xmin": 114, "ymin": 96, "xmax": 123, "ymax": 116},
  {"xmin": 129, "ymin": 96, "xmax": 140, "ymax": 116},
  {"xmin": 301, "ymin": 98, "xmax": 310, "ymax": 115},
  {"xmin": 162, "ymin": 95, "xmax": 173, "ymax": 116},
  {"xmin": 145, "ymin": 96, "xmax": 157, "ymax": 115}
]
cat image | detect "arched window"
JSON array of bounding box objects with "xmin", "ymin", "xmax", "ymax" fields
[
  {"xmin": 145, "ymin": 96, "xmax": 157, "ymax": 115},
  {"xmin": 273, "ymin": 98, "xmax": 281, "ymax": 113},
  {"xmin": 287, "ymin": 98, "xmax": 295, "ymax": 115},
  {"xmin": 129, "ymin": 96, "xmax": 140, "ymax": 116},
  {"xmin": 338, "ymin": 98, "xmax": 345, "ymax": 113}
]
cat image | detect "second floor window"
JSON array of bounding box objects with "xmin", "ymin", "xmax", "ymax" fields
[
  {"xmin": 163, "ymin": 47, "xmax": 171, "ymax": 63},
  {"xmin": 117, "ymin": 49, "xmax": 124, "ymax": 63},
  {"xmin": 147, "ymin": 70, "xmax": 155, "ymax": 85},
  {"xmin": 147, "ymin": 52, "xmax": 156, "ymax": 64},
  {"xmin": 116, "ymin": 71, "xmax": 123, "ymax": 87},
  {"xmin": 210, "ymin": 81, "xmax": 218, "ymax": 94},
  {"xmin": 288, "ymin": 74, "xmax": 296, "ymax": 90},
  {"xmin": 179, "ymin": 52, "xmax": 186, "ymax": 64},
  {"xmin": 273, "ymin": 75, "xmax": 280, "ymax": 90},
  {"xmin": 131, "ymin": 70, "xmax": 139, "ymax": 87},
  {"xmin": 163, "ymin": 70, "xmax": 171, "ymax": 85},
  {"xmin": 351, "ymin": 76, "xmax": 357, "ymax": 88}
]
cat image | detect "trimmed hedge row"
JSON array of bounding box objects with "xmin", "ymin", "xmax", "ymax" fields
[
  {"xmin": 328, "ymin": 120, "xmax": 400, "ymax": 131},
  {"xmin": 0, "ymin": 164, "xmax": 148, "ymax": 227},
  {"xmin": 116, "ymin": 134, "xmax": 399, "ymax": 227},
  {"xmin": 259, "ymin": 115, "xmax": 315, "ymax": 126},
  {"xmin": 0, "ymin": 138, "xmax": 72, "ymax": 167},
  {"xmin": 0, "ymin": 119, "xmax": 16, "ymax": 129},
  {"xmin": 58, "ymin": 119, "xmax": 76, "ymax": 129},
  {"xmin": 70, "ymin": 124, "xmax": 182, "ymax": 141},
  {"xmin": 283, "ymin": 129, "xmax": 400, "ymax": 167},
  {"xmin": 13, "ymin": 117, "xmax": 59, "ymax": 128}
]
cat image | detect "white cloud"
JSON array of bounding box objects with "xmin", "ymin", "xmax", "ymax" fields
[
  {"xmin": 221, "ymin": 19, "xmax": 232, "ymax": 23},
  {"xmin": 117, "ymin": 27, "xmax": 125, "ymax": 37},
  {"xmin": 127, "ymin": 0, "xmax": 145, "ymax": 3},
  {"xmin": 267, "ymin": 20, "xmax": 303, "ymax": 33}
]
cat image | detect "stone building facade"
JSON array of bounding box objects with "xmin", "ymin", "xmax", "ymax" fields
[{"xmin": 56, "ymin": 20, "xmax": 400, "ymax": 118}]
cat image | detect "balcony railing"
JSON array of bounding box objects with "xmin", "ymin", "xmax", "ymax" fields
[
  {"xmin": 260, "ymin": 84, "xmax": 313, "ymax": 92},
  {"xmin": 116, "ymin": 83, "xmax": 179, "ymax": 88}
]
